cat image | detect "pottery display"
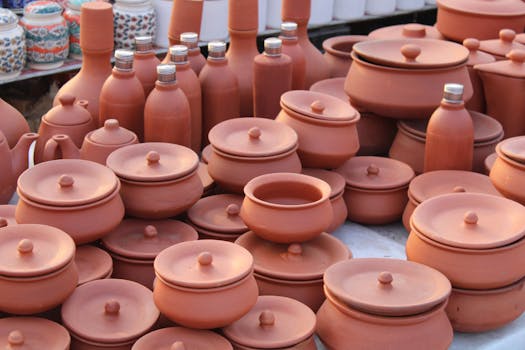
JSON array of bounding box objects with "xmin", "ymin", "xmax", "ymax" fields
[
  {"xmin": 0, "ymin": 98, "xmax": 31, "ymax": 149},
  {"xmin": 75, "ymin": 245, "xmax": 113, "ymax": 285},
  {"xmin": 64, "ymin": 0, "xmax": 90, "ymax": 60},
  {"xmin": 199, "ymin": 0, "xmax": 228, "ymax": 42},
  {"xmin": 366, "ymin": 0, "xmax": 396, "ymax": 15},
  {"xmin": 133, "ymin": 327, "xmax": 233, "ymax": 350},
  {"xmin": 463, "ymin": 38, "xmax": 496, "ymax": 113},
  {"xmin": 180, "ymin": 32, "xmax": 206, "ymax": 75},
  {"xmin": 168, "ymin": 0, "xmax": 203, "ymax": 46},
  {"xmin": 322, "ymin": 35, "xmax": 369, "ymax": 78},
  {"xmin": 0, "ymin": 8, "xmax": 25, "ymax": 80},
  {"xmin": 113, "ymin": 0, "xmax": 156, "ymax": 50},
  {"xmin": 478, "ymin": 29, "xmax": 525, "ymax": 60},
  {"xmin": 0, "ymin": 317, "xmax": 71, "ymax": 349},
  {"xmin": 368, "ymin": 23, "xmax": 444, "ymax": 40},
  {"xmin": 333, "ymin": 0, "xmax": 365, "ymax": 20},
  {"xmin": 279, "ymin": 22, "xmax": 306, "ymax": 91},
  {"xmin": 133, "ymin": 36, "xmax": 161, "ymax": 96},
  {"xmin": 490, "ymin": 137, "xmax": 525, "ymax": 205}
]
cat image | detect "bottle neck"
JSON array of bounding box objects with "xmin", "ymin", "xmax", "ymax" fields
[
  {"xmin": 207, "ymin": 56, "xmax": 227, "ymax": 66},
  {"xmin": 279, "ymin": 35, "xmax": 298, "ymax": 44},
  {"xmin": 228, "ymin": 29, "xmax": 258, "ymax": 53},
  {"xmin": 155, "ymin": 80, "xmax": 179, "ymax": 90},
  {"xmin": 112, "ymin": 68, "xmax": 135, "ymax": 78},
  {"xmin": 440, "ymin": 99, "xmax": 465, "ymax": 110},
  {"xmin": 79, "ymin": 50, "xmax": 113, "ymax": 74}
]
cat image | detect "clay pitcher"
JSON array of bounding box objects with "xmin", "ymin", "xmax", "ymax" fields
[{"xmin": 0, "ymin": 98, "xmax": 30, "ymax": 149}]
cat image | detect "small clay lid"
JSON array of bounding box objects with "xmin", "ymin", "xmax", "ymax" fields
[
  {"xmin": 61, "ymin": 279, "xmax": 159, "ymax": 344},
  {"xmin": 197, "ymin": 162, "xmax": 214, "ymax": 191},
  {"xmin": 0, "ymin": 205, "xmax": 16, "ymax": 226},
  {"xmin": 0, "ymin": 224, "xmax": 75, "ymax": 278},
  {"xmin": 0, "ymin": 8, "xmax": 18, "ymax": 26},
  {"xmin": 369, "ymin": 23, "xmax": 444, "ymax": 40},
  {"xmin": 324, "ymin": 258, "xmax": 451, "ymax": 317},
  {"xmin": 201, "ymin": 144, "xmax": 212, "ymax": 164},
  {"xmin": 222, "ymin": 296, "xmax": 316, "ymax": 349},
  {"xmin": 133, "ymin": 327, "xmax": 233, "ymax": 350},
  {"xmin": 208, "ymin": 118, "xmax": 298, "ymax": 158},
  {"xmin": 17, "ymin": 159, "xmax": 118, "ymax": 207},
  {"xmin": 0, "ymin": 317, "xmax": 70, "ymax": 350},
  {"xmin": 336, "ymin": 156, "xmax": 415, "ymax": 190},
  {"xmin": 24, "ymin": 1, "xmax": 62, "ymax": 16},
  {"xmin": 43, "ymin": 94, "xmax": 91, "ymax": 126},
  {"xmin": 437, "ymin": 0, "xmax": 525, "ymax": 15},
  {"xmin": 309, "ymin": 78, "xmax": 347, "ymax": 102},
  {"xmin": 235, "ymin": 232, "xmax": 350, "ymax": 281},
  {"xmin": 280, "ymin": 90, "xmax": 358, "ymax": 122},
  {"xmin": 412, "ymin": 193, "xmax": 525, "ymax": 249},
  {"xmin": 106, "ymin": 143, "xmax": 199, "ymax": 182},
  {"xmin": 478, "ymin": 29, "xmax": 525, "ymax": 58},
  {"xmin": 102, "ymin": 219, "xmax": 198, "ymax": 260},
  {"xmin": 154, "ymin": 240, "xmax": 253, "ymax": 289},
  {"xmin": 475, "ymin": 50, "xmax": 525, "ymax": 78},
  {"xmin": 187, "ymin": 194, "xmax": 247, "ymax": 234},
  {"xmin": 498, "ymin": 136, "xmax": 525, "ymax": 163},
  {"xmin": 87, "ymin": 119, "xmax": 137, "ymax": 146},
  {"xmin": 302, "ymin": 168, "xmax": 345, "ymax": 198},
  {"xmin": 463, "ymin": 38, "xmax": 496, "ymax": 66},
  {"xmin": 75, "ymin": 245, "xmax": 113, "ymax": 285}
]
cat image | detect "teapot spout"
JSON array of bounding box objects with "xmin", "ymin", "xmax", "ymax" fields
[{"xmin": 11, "ymin": 132, "xmax": 38, "ymax": 178}]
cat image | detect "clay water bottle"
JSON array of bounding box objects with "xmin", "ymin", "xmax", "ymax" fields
[
  {"xmin": 253, "ymin": 37, "xmax": 292, "ymax": 119},
  {"xmin": 144, "ymin": 64, "xmax": 191, "ymax": 146},
  {"xmin": 99, "ymin": 50, "xmax": 146, "ymax": 141},
  {"xmin": 424, "ymin": 83, "xmax": 474, "ymax": 172},
  {"xmin": 200, "ymin": 41, "xmax": 240, "ymax": 147},
  {"xmin": 134, "ymin": 36, "xmax": 161, "ymax": 97},
  {"xmin": 279, "ymin": 21, "xmax": 306, "ymax": 90},
  {"xmin": 181, "ymin": 32, "xmax": 206, "ymax": 75}
]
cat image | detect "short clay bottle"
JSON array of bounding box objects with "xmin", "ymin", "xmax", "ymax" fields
[
  {"xmin": 424, "ymin": 84, "xmax": 474, "ymax": 172},
  {"xmin": 170, "ymin": 45, "xmax": 202, "ymax": 152},
  {"xmin": 133, "ymin": 36, "xmax": 161, "ymax": 97},
  {"xmin": 253, "ymin": 37, "xmax": 293, "ymax": 119},
  {"xmin": 280, "ymin": 21, "xmax": 306, "ymax": 90},
  {"xmin": 200, "ymin": 41, "xmax": 241, "ymax": 147},
  {"xmin": 144, "ymin": 64, "xmax": 191, "ymax": 146},
  {"xmin": 182, "ymin": 32, "xmax": 206, "ymax": 75},
  {"xmin": 99, "ymin": 50, "xmax": 146, "ymax": 141}
]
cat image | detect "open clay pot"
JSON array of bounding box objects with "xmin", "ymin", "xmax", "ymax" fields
[
  {"xmin": 463, "ymin": 38, "xmax": 496, "ymax": 113},
  {"xmin": 478, "ymin": 29, "xmax": 525, "ymax": 61},
  {"xmin": 102, "ymin": 219, "xmax": 198, "ymax": 289},
  {"xmin": 132, "ymin": 327, "xmax": 233, "ymax": 350},
  {"xmin": 240, "ymin": 172, "xmax": 332, "ymax": 243},
  {"xmin": 153, "ymin": 240, "xmax": 258, "ymax": 329},
  {"xmin": 75, "ymin": 245, "xmax": 113, "ymax": 286},
  {"xmin": 322, "ymin": 35, "xmax": 369, "ymax": 78},
  {"xmin": 369, "ymin": 23, "xmax": 444, "ymax": 40},
  {"xmin": 0, "ymin": 317, "xmax": 71, "ymax": 350},
  {"xmin": 490, "ymin": 137, "xmax": 525, "ymax": 204},
  {"xmin": 336, "ymin": 156, "xmax": 414, "ymax": 225},
  {"xmin": 317, "ymin": 258, "xmax": 452, "ymax": 350},
  {"xmin": 106, "ymin": 143, "xmax": 203, "ymax": 219},
  {"xmin": 222, "ymin": 295, "xmax": 317, "ymax": 350}
]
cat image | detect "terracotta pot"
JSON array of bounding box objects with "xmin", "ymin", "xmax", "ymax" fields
[
  {"xmin": 369, "ymin": 23, "xmax": 444, "ymax": 40},
  {"xmin": 201, "ymin": 144, "xmax": 212, "ymax": 164},
  {"xmin": 197, "ymin": 162, "xmax": 215, "ymax": 196},
  {"xmin": 478, "ymin": 29, "xmax": 525, "ymax": 60},
  {"xmin": 133, "ymin": 327, "xmax": 232, "ymax": 350},
  {"xmin": 463, "ymin": 38, "xmax": 496, "ymax": 113},
  {"xmin": 0, "ymin": 98, "xmax": 31, "ymax": 149},
  {"xmin": 0, "ymin": 317, "xmax": 70, "ymax": 349},
  {"xmin": 75, "ymin": 245, "xmax": 113, "ymax": 286},
  {"xmin": 133, "ymin": 36, "xmax": 161, "ymax": 96},
  {"xmin": 489, "ymin": 137, "xmax": 525, "ymax": 204},
  {"xmin": 280, "ymin": 22, "xmax": 306, "ymax": 91},
  {"xmin": 168, "ymin": 0, "xmax": 203, "ymax": 45},
  {"xmin": 322, "ymin": 35, "xmax": 369, "ymax": 78},
  {"xmin": 484, "ymin": 152, "xmax": 497, "ymax": 175},
  {"xmin": 0, "ymin": 205, "xmax": 16, "ymax": 225}
]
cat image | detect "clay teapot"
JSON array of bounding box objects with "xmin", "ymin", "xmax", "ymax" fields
[{"xmin": 0, "ymin": 98, "xmax": 31, "ymax": 149}]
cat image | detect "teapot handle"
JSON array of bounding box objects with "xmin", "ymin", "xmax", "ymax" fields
[{"xmin": 42, "ymin": 138, "xmax": 61, "ymax": 162}]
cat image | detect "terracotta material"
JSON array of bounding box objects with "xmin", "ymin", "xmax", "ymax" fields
[
  {"xmin": 463, "ymin": 38, "xmax": 496, "ymax": 113},
  {"xmin": 369, "ymin": 23, "xmax": 444, "ymax": 40},
  {"xmin": 197, "ymin": 162, "xmax": 215, "ymax": 196},
  {"xmin": 280, "ymin": 22, "xmax": 306, "ymax": 90},
  {"xmin": 0, "ymin": 98, "xmax": 30, "ymax": 149},
  {"xmin": 0, "ymin": 205, "xmax": 16, "ymax": 225},
  {"xmin": 133, "ymin": 327, "xmax": 233, "ymax": 350},
  {"xmin": 228, "ymin": 0, "xmax": 258, "ymax": 32},
  {"xmin": 490, "ymin": 137, "xmax": 525, "ymax": 204},
  {"xmin": 322, "ymin": 35, "xmax": 369, "ymax": 78},
  {"xmin": 181, "ymin": 32, "xmax": 206, "ymax": 75},
  {"xmin": 201, "ymin": 143, "xmax": 212, "ymax": 164},
  {"xmin": 0, "ymin": 317, "xmax": 70, "ymax": 349},
  {"xmin": 168, "ymin": 0, "xmax": 203, "ymax": 45},
  {"xmin": 75, "ymin": 245, "xmax": 113, "ymax": 286},
  {"xmin": 484, "ymin": 152, "xmax": 497, "ymax": 175},
  {"xmin": 134, "ymin": 36, "xmax": 161, "ymax": 96},
  {"xmin": 478, "ymin": 29, "xmax": 525, "ymax": 60}
]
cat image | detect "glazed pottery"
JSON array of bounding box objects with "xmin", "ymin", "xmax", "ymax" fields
[
  {"xmin": 180, "ymin": 32, "xmax": 206, "ymax": 75},
  {"xmin": 75, "ymin": 245, "xmax": 113, "ymax": 285},
  {"xmin": 368, "ymin": 23, "xmax": 444, "ymax": 40},
  {"xmin": 113, "ymin": 0, "xmax": 156, "ymax": 50},
  {"xmin": 0, "ymin": 205, "xmax": 16, "ymax": 225},
  {"xmin": 484, "ymin": 152, "xmax": 497, "ymax": 175},
  {"xmin": 133, "ymin": 327, "xmax": 233, "ymax": 350},
  {"xmin": 0, "ymin": 8, "xmax": 25, "ymax": 79},
  {"xmin": 333, "ymin": 0, "xmax": 365, "ymax": 20},
  {"xmin": 133, "ymin": 36, "xmax": 161, "ymax": 96},
  {"xmin": 279, "ymin": 22, "xmax": 306, "ymax": 90},
  {"xmin": 15, "ymin": 159, "xmax": 125, "ymax": 244},
  {"xmin": 0, "ymin": 317, "xmax": 70, "ymax": 349},
  {"xmin": 64, "ymin": 0, "xmax": 90, "ymax": 60},
  {"xmin": 167, "ymin": 0, "xmax": 203, "ymax": 45},
  {"xmin": 199, "ymin": 0, "xmax": 228, "ymax": 42},
  {"xmin": 0, "ymin": 98, "xmax": 30, "ymax": 149},
  {"xmin": 153, "ymin": 240, "xmax": 258, "ymax": 329},
  {"xmin": 322, "ymin": 35, "xmax": 369, "ymax": 78},
  {"xmin": 0, "ymin": 223, "xmax": 78, "ymax": 314},
  {"xmin": 366, "ymin": 0, "xmax": 396, "ymax": 15},
  {"xmin": 478, "ymin": 29, "xmax": 525, "ymax": 60},
  {"xmin": 463, "ymin": 38, "xmax": 496, "ymax": 113},
  {"xmin": 490, "ymin": 137, "xmax": 525, "ymax": 205}
]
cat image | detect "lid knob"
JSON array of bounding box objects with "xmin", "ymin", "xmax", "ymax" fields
[
  {"xmin": 499, "ymin": 29, "xmax": 516, "ymax": 43},
  {"xmin": 367, "ymin": 164, "xmax": 380, "ymax": 176},
  {"xmin": 259, "ymin": 310, "xmax": 275, "ymax": 327},
  {"xmin": 401, "ymin": 44, "xmax": 421, "ymax": 62},
  {"xmin": 58, "ymin": 174, "xmax": 75, "ymax": 188},
  {"xmin": 378, "ymin": 271, "xmax": 393, "ymax": 285},
  {"xmin": 198, "ymin": 251, "xmax": 213, "ymax": 266},
  {"xmin": 226, "ymin": 203, "xmax": 240, "ymax": 216},
  {"xmin": 105, "ymin": 300, "xmax": 120, "ymax": 315},
  {"xmin": 463, "ymin": 38, "xmax": 480, "ymax": 52},
  {"xmin": 171, "ymin": 341, "xmax": 186, "ymax": 350},
  {"xmin": 507, "ymin": 50, "xmax": 525, "ymax": 64},
  {"xmin": 464, "ymin": 211, "xmax": 478, "ymax": 225},
  {"xmin": 402, "ymin": 23, "xmax": 426, "ymax": 38},
  {"xmin": 0, "ymin": 218, "xmax": 8, "ymax": 228},
  {"xmin": 17, "ymin": 239, "xmax": 33, "ymax": 254},
  {"xmin": 287, "ymin": 243, "xmax": 303, "ymax": 256},
  {"xmin": 310, "ymin": 100, "xmax": 325, "ymax": 114},
  {"xmin": 104, "ymin": 119, "xmax": 120, "ymax": 130},
  {"xmin": 147, "ymin": 151, "xmax": 160, "ymax": 165},
  {"xmin": 7, "ymin": 330, "xmax": 24, "ymax": 346},
  {"xmin": 453, "ymin": 186, "xmax": 466, "ymax": 193},
  {"xmin": 59, "ymin": 94, "xmax": 76, "ymax": 106},
  {"xmin": 144, "ymin": 225, "xmax": 158, "ymax": 238},
  {"xmin": 248, "ymin": 127, "xmax": 262, "ymax": 140}
]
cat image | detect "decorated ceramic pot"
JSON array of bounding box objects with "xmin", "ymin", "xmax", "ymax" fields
[
  {"xmin": 0, "ymin": 8, "xmax": 25, "ymax": 80},
  {"xmin": 64, "ymin": 0, "xmax": 93, "ymax": 60},
  {"xmin": 133, "ymin": 327, "xmax": 233, "ymax": 350},
  {"xmin": 113, "ymin": 0, "xmax": 156, "ymax": 50},
  {"xmin": 0, "ymin": 317, "xmax": 71, "ymax": 349},
  {"xmin": 75, "ymin": 245, "xmax": 113, "ymax": 286},
  {"xmin": 490, "ymin": 137, "xmax": 525, "ymax": 205}
]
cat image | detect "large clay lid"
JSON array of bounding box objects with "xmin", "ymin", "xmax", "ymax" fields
[
  {"xmin": 87, "ymin": 119, "xmax": 137, "ymax": 146},
  {"xmin": 61, "ymin": 279, "xmax": 159, "ymax": 344},
  {"xmin": 0, "ymin": 224, "xmax": 75, "ymax": 278},
  {"xmin": 302, "ymin": 168, "xmax": 345, "ymax": 198},
  {"xmin": 187, "ymin": 194, "xmax": 247, "ymax": 234},
  {"xmin": 75, "ymin": 245, "xmax": 113, "ymax": 285},
  {"xmin": 478, "ymin": 29, "xmax": 525, "ymax": 57},
  {"xmin": 280, "ymin": 90, "xmax": 358, "ymax": 122},
  {"xmin": 475, "ymin": 50, "xmax": 525, "ymax": 78},
  {"xmin": 208, "ymin": 118, "xmax": 298, "ymax": 157},
  {"xmin": 309, "ymin": 78, "xmax": 347, "ymax": 102},
  {"xmin": 0, "ymin": 317, "xmax": 70, "ymax": 350},
  {"xmin": 412, "ymin": 193, "xmax": 525, "ymax": 249},
  {"xmin": 369, "ymin": 23, "xmax": 444, "ymax": 40},
  {"xmin": 43, "ymin": 94, "xmax": 91, "ymax": 126},
  {"xmin": 17, "ymin": 159, "xmax": 118, "ymax": 207},
  {"xmin": 102, "ymin": 219, "xmax": 198, "ymax": 260},
  {"xmin": 222, "ymin": 296, "xmax": 316, "ymax": 349},
  {"xmin": 324, "ymin": 258, "xmax": 451, "ymax": 316},
  {"xmin": 437, "ymin": 0, "xmax": 525, "ymax": 15},
  {"xmin": 154, "ymin": 240, "xmax": 253, "ymax": 288},
  {"xmin": 0, "ymin": 205, "xmax": 16, "ymax": 226},
  {"xmin": 133, "ymin": 327, "xmax": 233, "ymax": 350},
  {"xmin": 336, "ymin": 156, "xmax": 415, "ymax": 190},
  {"xmin": 463, "ymin": 38, "xmax": 496, "ymax": 66},
  {"xmin": 235, "ymin": 232, "xmax": 350, "ymax": 281},
  {"xmin": 106, "ymin": 143, "xmax": 199, "ymax": 182},
  {"xmin": 497, "ymin": 136, "xmax": 525, "ymax": 163}
]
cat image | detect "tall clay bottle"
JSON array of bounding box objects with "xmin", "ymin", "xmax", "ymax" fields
[
  {"xmin": 182, "ymin": 32, "xmax": 206, "ymax": 75},
  {"xmin": 226, "ymin": 0, "xmax": 259, "ymax": 116},
  {"xmin": 144, "ymin": 64, "xmax": 191, "ymax": 146},
  {"xmin": 169, "ymin": 45, "xmax": 202, "ymax": 152},
  {"xmin": 200, "ymin": 41, "xmax": 240, "ymax": 147},
  {"xmin": 54, "ymin": 2, "xmax": 114, "ymax": 124},
  {"xmin": 99, "ymin": 50, "xmax": 146, "ymax": 141},
  {"xmin": 168, "ymin": 0, "xmax": 203, "ymax": 45},
  {"xmin": 424, "ymin": 83, "xmax": 474, "ymax": 172},
  {"xmin": 282, "ymin": 0, "xmax": 329, "ymax": 88},
  {"xmin": 253, "ymin": 38, "xmax": 292, "ymax": 119},
  {"xmin": 280, "ymin": 21, "xmax": 306, "ymax": 90},
  {"xmin": 134, "ymin": 36, "xmax": 161, "ymax": 97}
]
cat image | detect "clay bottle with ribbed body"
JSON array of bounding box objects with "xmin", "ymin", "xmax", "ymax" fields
[
  {"xmin": 133, "ymin": 36, "xmax": 161, "ymax": 97},
  {"xmin": 280, "ymin": 21, "xmax": 306, "ymax": 90}
]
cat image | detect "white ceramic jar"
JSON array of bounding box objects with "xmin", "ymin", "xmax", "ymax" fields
[
  {"xmin": 200, "ymin": 0, "xmax": 228, "ymax": 42},
  {"xmin": 310, "ymin": 0, "xmax": 333, "ymax": 25},
  {"xmin": 366, "ymin": 0, "xmax": 396, "ymax": 15},
  {"xmin": 113, "ymin": 0, "xmax": 156, "ymax": 49},
  {"xmin": 0, "ymin": 8, "xmax": 25, "ymax": 79},
  {"xmin": 333, "ymin": 0, "xmax": 365, "ymax": 20},
  {"xmin": 266, "ymin": 0, "xmax": 282, "ymax": 29},
  {"xmin": 397, "ymin": 0, "xmax": 425, "ymax": 10}
]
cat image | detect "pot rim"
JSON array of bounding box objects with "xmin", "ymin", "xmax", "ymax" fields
[
  {"xmin": 437, "ymin": 0, "xmax": 525, "ymax": 17},
  {"xmin": 0, "ymin": 259, "xmax": 75, "ymax": 281},
  {"xmin": 254, "ymin": 271, "xmax": 323, "ymax": 284},
  {"xmin": 188, "ymin": 220, "xmax": 248, "ymax": 237},
  {"xmin": 211, "ymin": 143, "xmax": 299, "ymax": 161},
  {"xmin": 106, "ymin": 250, "xmax": 153, "ymax": 265},
  {"xmin": 280, "ymin": 102, "xmax": 361, "ymax": 126},
  {"xmin": 452, "ymin": 275, "xmax": 525, "ymax": 295},
  {"xmin": 116, "ymin": 169, "xmax": 198, "ymax": 186},
  {"xmin": 322, "ymin": 35, "xmax": 369, "ymax": 58},
  {"xmin": 154, "ymin": 269, "xmax": 254, "ymax": 292}
]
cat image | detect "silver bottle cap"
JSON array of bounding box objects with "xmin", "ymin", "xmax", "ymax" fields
[
  {"xmin": 169, "ymin": 45, "xmax": 189, "ymax": 64},
  {"xmin": 114, "ymin": 49, "xmax": 134, "ymax": 71},
  {"xmin": 135, "ymin": 36, "xmax": 153, "ymax": 52},
  {"xmin": 208, "ymin": 41, "xmax": 226, "ymax": 59},
  {"xmin": 180, "ymin": 32, "xmax": 198, "ymax": 49},
  {"xmin": 157, "ymin": 64, "xmax": 176, "ymax": 83},
  {"xmin": 443, "ymin": 83, "xmax": 464, "ymax": 103},
  {"xmin": 281, "ymin": 22, "xmax": 298, "ymax": 38},
  {"xmin": 264, "ymin": 37, "xmax": 282, "ymax": 56}
]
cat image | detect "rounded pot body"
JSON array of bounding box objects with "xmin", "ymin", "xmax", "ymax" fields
[
  {"xmin": 356, "ymin": 112, "xmax": 397, "ymax": 156},
  {"xmin": 327, "ymin": 193, "xmax": 347, "ymax": 232},
  {"xmin": 113, "ymin": 0, "xmax": 156, "ymax": 50},
  {"xmin": 473, "ymin": 136, "xmax": 502, "ymax": 174},
  {"xmin": 0, "ymin": 20, "xmax": 25, "ymax": 79},
  {"xmin": 402, "ymin": 194, "xmax": 418, "ymax": 232},
  {"xmin": 489, "ymin": 154, "xmax": 525, "ymax": 205},
  {"xmin": 110, "ymin": 255, "xmax": 154, "ymax": 290},
  {"xmin": 389, "ymin": 125, "xmax": 425, "ymax": 174},
  {"xmin": 70, "ymin": 335, "xmax": 135, "ymax": 350},
  {"xmin": 80, "ymin": 138, "xmax": 139, "ymax": 165}
]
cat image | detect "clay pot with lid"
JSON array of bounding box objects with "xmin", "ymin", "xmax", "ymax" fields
[
  {"xmin": 153, "ymin": 240, "xmax": 258, "ymax": 329},
  {"xmin": 369, "ymin": 23, "xmax": 444, "ymax": 41},
  {"xmin": 478, "ymin": 29, "xmax": 525, "ymax": 60},
  {"xmin": 75, "ymin": 245, "xmax": 113, "ymax": 286},
  {"xmin": 133, "ymin": 327, "xmax": 232, "ymax": 350},
  {"xmin": 463, "ymin": 38, "xmax": 496, "ymax": 113},
  {"xmin": 316, "ymin": 258, "xmax": 453, "ymax": 350},
  {"xmin": 15, "ymin": 159, "xmax": 125, "ymax": 245},
  {"xmin": 490, "ymin": 137, "xmax": 525, "ymax": 204},
  {"xmin": 322, "ymin": 35, "xmax": 369, "ymax": 78},
  {"xmin": 207, "ymin": 118, "xmax": 302, "ymax": 194},
  {"xmin": 106, "ymin": 143, "xmax": 203, "ymax": 219},
  {"xmin": 0, "ymin": 317, "xmax": 70, "ymax": 349},
  {"xmin": 102, "ymin": 219, "xmax": 198, "ymax": 289},
  {"xmin": 276, "ymin": 90, "xmax": 360, "ymax": 169}
]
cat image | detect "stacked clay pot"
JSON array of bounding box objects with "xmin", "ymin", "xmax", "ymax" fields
[
  {"xmin": 490, "ymin": 136, "xmax": 525, "ymax": 205},
  {"xmin": 75, "ymin": 245, "xmax": 113, "ymax": 286}
]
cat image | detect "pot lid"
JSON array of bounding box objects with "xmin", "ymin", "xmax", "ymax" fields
[
  {"xmin": 75, "ymin": 245, "xmax": 113, "ymax": 285},
  {"xmin": 235, "ymin": 231, "xmax": 350, "ymax": 281},
  {"xmin": 412, "ymin": 193, "xmax": 525, "ymax": 249},
  {"xmin": 222, "ymin": 295, "xmax": 316, "ymax": 349},
  {"xmin": 478, "ymin": 29, "xmax": 525, "ymax": 57},
  {"xmin": 106, "ymin": 143, "xmax": 199, "ymax": 182},
  {"xmin": 369, "ymin": 23, "xmax": 444, "ymax": 40},
  {"xmin": 61, "ymin": 279, "xmax": 159, "ymax": 344},
  {"xmin": 0, "ymin": 224, "xmax": 75, "ymax": 278},
  {"xmin": 197, "ymin": 162, "xmax": 214, "ymax": 190},
  {"xmin": 353, "ymin": 39, "xmax": 469, "ymax": 69},
  {"xmin": 336, "ymin": 156, "xmax": 415, "ymax": 190},
  {"xmin": 201, "ymin": 144, "xmax": 212, "ymax": 164},
  {"xmin": 208, "ymin": 118, "xmax": 298, "ymax": 157},
  {"xmin": 0, "ymin": 317, "xmax": 70, "ymax": 350},
  {"xmin": 324, "ymin": 258, "xmax": 451, "ymax": 317},
  {"xmin": 0, "ymin": 205, "xmax": 16, "ymax": 226},
  {"xmin": 87, "ymin": 119, "xmax": 137, "ymax": 146},
  {"xmin": 475, "ymin": 49, "xmax": 525, "ymax": 78},
  {"xmin": 498, "ymin": 136, "xmax": 525, "ymax": 163},
  {"xmin": 24, "ymin": 1, "xmax": 63, "ymax": 16},
  {"xmin": 463, "ymin": 38, "xmax": 496, "ymax": 66},
  {"xmin": 187, "ymin": 194, "xmax": 247, "ymax": 234},
  {"xmin": 437, "ymin": 0, "xmax": 525, "ymax": 15},
  {"xmin": 133, "ymin": 327, "xmax": 233, "ymax": 350},
  {"xmin": 309, "ymin": 78, "xmax": 347, "ymax": 102},
  {"xmin": 0, "ymin": 8, "xmax": 18, "ymax": 26},
  {"xmin": 17, "ymin": 159, "xmax": 118, "ymax": 207},
  {"xmin": 102, "ymin": 219, "xmax": 198, "ymax": 260},
  {"xmin": 43, "ymin": 94, "xmax": 91, "ymax": 126},
  {"xmin": 154, "ymin": 240, "xmax": 253, "ymax": 289},
  {"xmin": 280, "ymin": 90, "xmax": 358, "ymax": 122},
  {"xmin": 302, "ymin": 168, "xmax": 345, "ymax": 198}
]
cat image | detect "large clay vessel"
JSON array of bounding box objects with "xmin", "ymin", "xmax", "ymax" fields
[
  {"xmin": 0, "ymin": 98, "xmax": 30, "ymax": 149},
  {"xmin": 134, "ymin": 36, "xmax": 161, "ymax": 97},
  {"xmin": 168, "ymin": 0, "xmax": 203, "ymax": 45},
  {"xmin": 280, "ymin": 21, "xmax": 306, "ymax": 90}
]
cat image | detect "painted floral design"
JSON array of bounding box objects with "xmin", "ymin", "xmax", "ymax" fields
[
  {"xmin": 0, "ymin": 30, "xmax": 25, "ymax": 75},
  {"xmin": 113, "ymin": 5, "xmax": 156, "ymax": 49},
  {"xmin": 22, "ymin": 20, "xmax": 69, "ymax": 65}
]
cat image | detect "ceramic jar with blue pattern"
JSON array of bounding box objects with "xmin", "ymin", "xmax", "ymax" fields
[
  {"xmin": 0, "ymin": 8, "xmax": 25, "ymax": 79},
  {"xmin": 113, "ymin": 0, "xmax": 156, "ymax": 49},
  {"xmin": 64, "ymin": 0, "xmax": 93, "ymax": 60},
  {"xmin": 20, "ymin": 0, "xmax": 69, "ymax": 69}
]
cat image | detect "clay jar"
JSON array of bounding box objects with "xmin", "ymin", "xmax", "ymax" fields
[
  {"xmin": 102, "ymin": 219, "xmax": 198, "ymax": 289},
  {"xmin": 317, "ymin": 258, "xmax": 453, "ymax": 350},
  {"xmin": 235, "ymin": 231, "xmax": 350, "ymax": 311},
  {"xmin": 0, "ymin": 98, "xmax": 31, "ymax": 149},
  {"xmin": 490, "ymin": 137, "xmax": 525, "ymax": 205},
  {"xmin": 336, "ymin": 156, "xmax": 415, "ymax": 225},
  {"xmin": 207, "ymin": 117, "xmax": 302, "ymax": 194},
  {"xmin": 61, "ymin": 279, "xmax": 159, "ymax": 350},
  {"xmin": 153, "ymin": 240, "xmax": 258, "ymax": 329},
  {"xmin": 106, "ymin": 143, "xmax": 203, "ymax": 219},
  {"xmin": 240, "ymin": 172, "xmax": 332, "ymax": 243},
  {"xmin": 463, "ymin": 38, "xmax": 496, "ymax": 113},
  {"xmin": 75, "ymin": 245, "xmax": 113, "ymax": 286},
  {"xmin": 478, "ymin": 29, "xmax": 525, "ymax": 61},
  {"xmin": 15, "ymin": 159, "xmax": 125, "ymax": 245},
  {"xmin": 276, "ymin": 90, "xmax": 360, "ymax": 169},
  {"xmin": 0, "ymin": 317, "xmax": 71, "ymax": 349},
  {"xmin": 368, "ymin": 23, "xmax": 444, "ymax": 40},
  {"xmin": 0, "ymin": 223, "xmax": 78, "ymax": 315},
  {"xmin": 322, "ymin": 35, "xmax": 369, "ymax": 78},
  {"xmin": 133, "ymin": 327, "xmax": 233, "ymax": 350}
]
